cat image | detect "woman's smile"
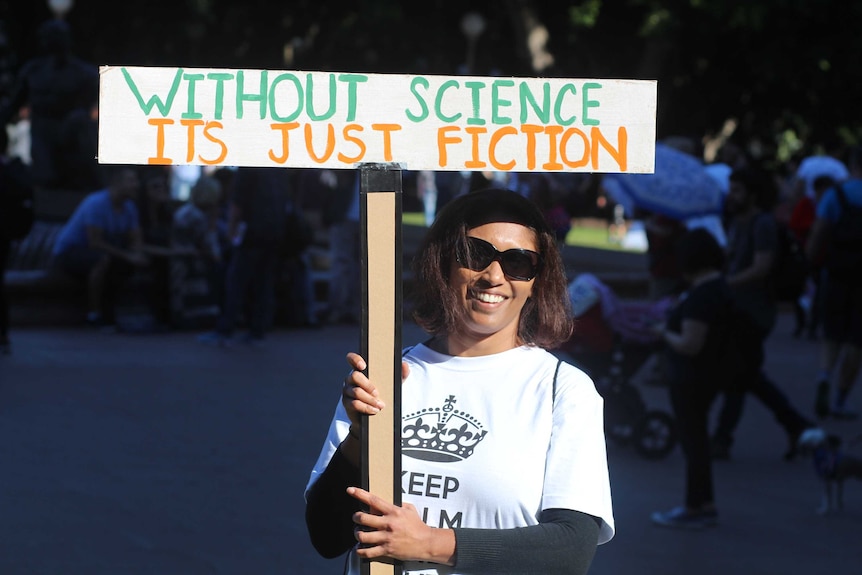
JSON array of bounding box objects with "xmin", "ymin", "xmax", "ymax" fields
[{"xmin": 469, "ymin": 288, "xmax": 507, "ymax": 305}]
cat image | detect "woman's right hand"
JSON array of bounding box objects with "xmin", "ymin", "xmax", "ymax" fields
[
  {"xmin": 341, "ymin": 353, "xmax": 385, "ymax": 429},
  {"xmin": 341, "ymin": 352, "xmax": 409, "ymax": 429}
]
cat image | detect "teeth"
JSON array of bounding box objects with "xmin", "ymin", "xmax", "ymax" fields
[{"xmin": 475, "ymin": 292, "xmax": 504, "ymax": 304}]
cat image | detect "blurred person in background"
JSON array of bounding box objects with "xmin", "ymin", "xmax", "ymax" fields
[
  {"xmin": 0, "ymin": 19, "xmax": 98, "ymax": 189},
  {"xmin": 417, "ymin": 170, "xmax": 438, "ymax": 226},
  {"xmin": 807, "ymin": 145, "xmax": 862, "ymax": 420},
  {"xmin": 788, "ymin": 175, "xmax": 835, "ymax": 339},
  {"xmin": 51, "ymin": 165, "xmax": 149, "ymax": 330},
  {"xmin": 0, "ymin": 20, "xmax": 17, "ymax": 112},
  {"xmin": 278, "ymin": 176, "xmax": 317, "ymax": 329},
  {"xmin": 528, "ymin": 173, "xmax": 572, "ymax": 248},
  {"xmin": 171, "ymin": 175, "xmax": 224, "ymax": 329},
  {"xmin": 793, "ymin": 136, "xmax": 848, "ymax": 205},
  {"xmin": 651, "ymin": 228, "xmax": 732, "ymax": 529},
  {"xmin": 0, "ymin": 126, "xmax": 34, "ymax": 354},
  {"xmin": 172, "ymin": 175, "xmax": 223, "ymax": 264},
  {"xmin": 321, "ymin": 169, "xmax": 361, "ymax": 325},
  {"xmin": 198, "ymin": 167, "xmax": 290, "ymax": 345},
  {"xmin": 136, "ymin": 166, "xmax": 176, "ymax": 329},
  {"xmin": 710, "ymin": 166, "xmax": 814, "ymax": 460},
  {"xmin": 644, "ymin": 212, "xmax": 687, "ymax": 300}
]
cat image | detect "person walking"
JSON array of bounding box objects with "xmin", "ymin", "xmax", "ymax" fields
[
  {"xmin": 305, "ymin": 188, "xmax": 613, "ymax": 575},
  {"xmin": 807, "ymin": 145, "xmax": 862, "ymax": 419},
  {"xmin": 711, "ymin": 166, "xmax": 815, "ymax": 460}
]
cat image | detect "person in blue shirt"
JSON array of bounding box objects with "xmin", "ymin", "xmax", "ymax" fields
[
  {"xmin": 807, "ymin": 145, "xmax": 862, "ymax": 419},
  {"xmin": 52, "ymin": 165, "xmax": 148, "ymax": 328}
]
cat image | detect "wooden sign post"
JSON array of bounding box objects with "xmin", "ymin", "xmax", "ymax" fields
[
  {"xmin": 359, "ymin": 163, "xmax": 403, "ymax": 575},
  {"xmin": 98, "ymin": 66, "xmax": 656, "ymax": 573}
]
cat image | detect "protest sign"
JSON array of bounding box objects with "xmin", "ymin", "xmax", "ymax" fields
[{"xmin": 99, "ymin": 66, "xmax": 656, "ymax": 173}]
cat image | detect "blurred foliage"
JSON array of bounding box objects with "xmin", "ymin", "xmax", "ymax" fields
[
  {"xmin": 569, "ymin": 1, "xmax": 601, "ymax": 28},
  {"xmin": 3, "ymin": 0, "xmax": 861, "ymax": 163}
]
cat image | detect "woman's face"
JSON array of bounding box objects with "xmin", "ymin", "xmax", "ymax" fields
[{"xmin": 447, "ymin": 221, "xmax": 538, "ymax": 355}]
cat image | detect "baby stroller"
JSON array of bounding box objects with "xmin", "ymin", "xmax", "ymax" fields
[{"xmin": 560, "ymin": 274, "xmax": 677, "ymax": 460}]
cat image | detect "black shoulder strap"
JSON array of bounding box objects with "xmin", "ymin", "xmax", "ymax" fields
[{"xmin": 552, "ymin": 357, "xmax": 563, "ymax": 404}]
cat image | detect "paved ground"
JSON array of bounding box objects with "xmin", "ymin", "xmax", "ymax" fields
[{"xmin": 1, "ymin": 312, "xmax": 860, "ymax": 575}]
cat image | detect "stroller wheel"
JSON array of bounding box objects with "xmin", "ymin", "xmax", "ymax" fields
[
  {"xmin": 633, "ymin": 410, "xmax": 677, "ymax": 460},
  {"xmin": 606, "ymin": 422, "xmax": 635, "ymax": 446},
  {"xmin": 603, "ymin": 382, "xmax": 646, "ymax": 446}
]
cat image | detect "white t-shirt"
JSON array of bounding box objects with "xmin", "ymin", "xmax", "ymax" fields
[{"xmin": 306, "ymin": 344, "xmax": 615, "ymax": 575}]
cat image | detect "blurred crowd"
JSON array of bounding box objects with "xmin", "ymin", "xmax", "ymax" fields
[
  {"xmin": 1, "ymin": 17, "xmax": 860, "ymax": 431},
  {"xmin": 559, "ymin": 133, "xmax": 862, "ymax": 529},
  {"xmin": 2, "ymin": 12, "xmax": 861, "ymax": 542}
]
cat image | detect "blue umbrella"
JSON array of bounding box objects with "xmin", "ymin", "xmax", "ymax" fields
[{"xmin": 602, "ymin": 143, "xmax": 724, "ymax": 220}]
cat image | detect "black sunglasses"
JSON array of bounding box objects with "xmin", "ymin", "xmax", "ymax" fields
[{"xmin": 457, "ymin": 236, "xmax": 541, "ymax": 281}]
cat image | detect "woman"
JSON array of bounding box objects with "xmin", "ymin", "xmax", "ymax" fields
[
  {"xmin": 305, "ymin": 189, "xmax": 614, "ymax": 574},
  {"xmin": 650, "ymin": 227, "xmax": 734, "ymax": 529}
]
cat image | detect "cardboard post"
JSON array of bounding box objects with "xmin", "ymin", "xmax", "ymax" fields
[{"xmin": 359, "ymin": 163, "xmax": 403, "ymax": 575}]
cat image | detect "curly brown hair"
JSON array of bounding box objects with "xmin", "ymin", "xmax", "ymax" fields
[{"xmin": 410, "ymin": 188, "xmax": 573, "ymax": 349}]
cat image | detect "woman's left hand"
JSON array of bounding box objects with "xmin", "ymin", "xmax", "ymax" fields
[{"xmin": 347, "ymin": 487, "xmax": 455, "ymax": 565}]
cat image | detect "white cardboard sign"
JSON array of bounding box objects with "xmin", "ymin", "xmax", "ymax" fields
[{"xmin": 99, "ymin": 66, "xmax": 656, "ymax": 173}]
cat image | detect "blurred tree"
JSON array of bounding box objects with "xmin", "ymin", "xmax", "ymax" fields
[{"xmin": 2, "ymin": 0, "xmax": 861, "ymax": 161}]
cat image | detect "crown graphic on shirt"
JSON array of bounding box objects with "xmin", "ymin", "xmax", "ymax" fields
[{"xmin": 402, "ymin": 395, "xmax": 487, "ymax": 462}]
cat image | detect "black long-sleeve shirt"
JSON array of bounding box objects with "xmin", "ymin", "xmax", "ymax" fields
[{"xmin": 305, "ymin": 446, "xmax": 600, "ymax": 575}]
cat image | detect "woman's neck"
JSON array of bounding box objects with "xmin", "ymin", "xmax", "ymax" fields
[{"xmin": 429, "ymin": 332, "xmax": 522, "ymax": 357}]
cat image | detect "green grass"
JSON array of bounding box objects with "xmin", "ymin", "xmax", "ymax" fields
[
  {"xmin": 403, "ymin": 212, "xmax": 633, "ymax": 251},
  {"xmin": 564, "ymin": 225, "xmax": 619, "ymax": 250},
  {"xmin": 402, "ymin": 212, "xmax": 427, "ymax": 227}
]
